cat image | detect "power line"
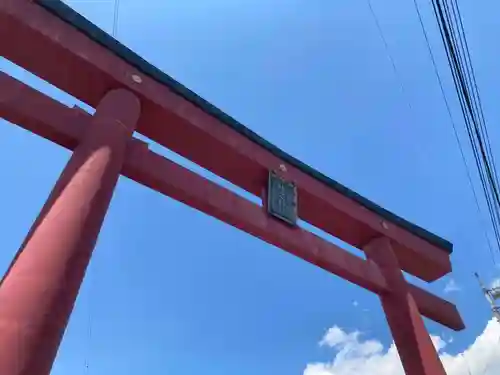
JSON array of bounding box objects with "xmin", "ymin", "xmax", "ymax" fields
[
  {"xmin": 411, "ymin": 0, "xmax": 497, "ymax": 265},
  {"xmin": 440, "ymin": 0, "xmax": 500, "ymax": 256},
  {"xmin": 430, "ymin": 0, "xmax": 500, "ymax": 260},
  {"xmin": 444, "ymin": 0, "xmax": 499, "ymax": 193},
  {"xmin": 112, "ymin": 0, "xmax": 121, "ymax": 37},
  {"xmin": 449, "ymin": 1, "xmax": 499, "ymax": 191},
  {"xmin": 369, "ymin": 0, "xmax": 499, "ymax": 264},
  {"xmin": 366, "ymin": 0, "xmax": 414, "ymax": 113}
]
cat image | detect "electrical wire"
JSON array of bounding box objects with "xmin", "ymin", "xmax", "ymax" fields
[
  {"xmin": 411, "ymin": 0, "xmax": 498, "ymax": 265},
  {"xmin": 450, "ymin": 1, "xmax": 500, "ymax": 191},
  {"xmin": 439, "ymin": 0, "xmax": 500, "ymax": 254},
  {"xmin": 112, "ymin": 0, "xmax": 121, "ymax": 37},
  {"xmin": 444, "ymin": 0, "xmax": 500, "ymax": 193},
  {"xmin": 430, "ymin": 0, "xmax": 500, "ymax": 259},
  {"xmin": 369, "ymin": 0, "xmax": 499, "ymax": 263},
  {"xmin": 366, "ymin": 0, "xmax": 414, "ymax": 113}
]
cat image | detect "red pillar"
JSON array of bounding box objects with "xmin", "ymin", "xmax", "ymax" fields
[
  {"xmin": 0, "ymin": 89, "xmax": 140, "ymax": 375},
  {"xmin": 364, "ymin": 237, "xmax": 447, "ymax": 375}
]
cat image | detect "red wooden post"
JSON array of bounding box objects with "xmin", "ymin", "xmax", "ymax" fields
[
  {"xmin": 0, "ymin": 89, "xmax": 140, "ymax": 375},
  {"xmin": 364, "ymin": 237, "xmax": 447, "ymax": 375}
]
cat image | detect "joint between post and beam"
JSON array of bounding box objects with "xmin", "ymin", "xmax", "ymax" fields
[{"xmin": 0, "ymin": 88, "xmax": 140, "ymax": 375}]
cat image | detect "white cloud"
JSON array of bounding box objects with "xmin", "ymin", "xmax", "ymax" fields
[
  {"xmin": 304, "ymin": 319, "xmax": 500, "ymax": 375},
  {"xmin": 444, "ymin": 278, "xmax": 461, "ymax": 293},
  {"xmin": 491, "ymin": 278, "xmax": 500, "ymax": 289}
]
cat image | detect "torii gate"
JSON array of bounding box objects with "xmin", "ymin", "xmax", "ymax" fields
[{"xmin": 0, "ymin": 1, "xmax": 464, "ymax": 374}]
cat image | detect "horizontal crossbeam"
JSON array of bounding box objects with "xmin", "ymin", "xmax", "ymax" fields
[
  {"xmin": 0, "ymin": 71, "xmax": 465, "ymax": 331},
  {"xmin": 0, "ymin": 0, "xmax": 452, "ymax": 281}
]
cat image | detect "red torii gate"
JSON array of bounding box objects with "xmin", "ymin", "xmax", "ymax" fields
[{"xmin": 0, "ymin": 1, "xmax": 464, "ymax": 374}]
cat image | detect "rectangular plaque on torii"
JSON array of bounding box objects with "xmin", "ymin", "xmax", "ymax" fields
[{"xmin": 267, "ymin": 171, "xmax": 298, "ymax": 226}]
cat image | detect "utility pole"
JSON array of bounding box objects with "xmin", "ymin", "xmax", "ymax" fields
[{"xmin": 475, "ymin": 272, "xmax": 500, "ymax": 323}]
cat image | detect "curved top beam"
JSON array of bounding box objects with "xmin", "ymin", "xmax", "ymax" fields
[
  {"xmin": 0, "ymin": 0, "xmax": 453, "ymax": 281},
  {"xmin": 34, "ymin": 0, "xmax": 452, "ymax": 254}
]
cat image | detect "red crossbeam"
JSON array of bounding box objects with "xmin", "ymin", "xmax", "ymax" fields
[
  {"xmin": 0, "ymin": 0, "xmax": 452, "ymax": 281},
  {"xmin": 0, "ymin": 71, "xmax": 465, "ymax": 331}
]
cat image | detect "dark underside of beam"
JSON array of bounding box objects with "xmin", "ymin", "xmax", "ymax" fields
[{"xmin": 36, "ymin": 0, "xmax": 452, "ymax": 254}]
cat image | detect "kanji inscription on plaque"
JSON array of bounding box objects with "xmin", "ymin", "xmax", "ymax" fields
[{"xmin": 267, "ymin": 171, "xmax": 298, "ymax": 225}]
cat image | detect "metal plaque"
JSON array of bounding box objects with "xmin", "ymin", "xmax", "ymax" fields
[{"xmin": 267, "ymin": 171, "xmax": 298, "ymax": 226}]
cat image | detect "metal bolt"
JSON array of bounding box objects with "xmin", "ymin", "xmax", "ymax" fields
[
  {"xmin": 279, "ymin": 164, "xmax": 287, "ymax": 172},
  {"xmin": 381, "ymin": 221, "xmax": 389, "ymax": 230},
  {"xmin": 131, "ymin": 74, "xmax": 142, "ymax": 84}
]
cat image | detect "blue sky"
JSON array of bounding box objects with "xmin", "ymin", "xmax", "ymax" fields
[{"xmin": 1, "ymin": 0, "xmax": 500, "ymax": 374}]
